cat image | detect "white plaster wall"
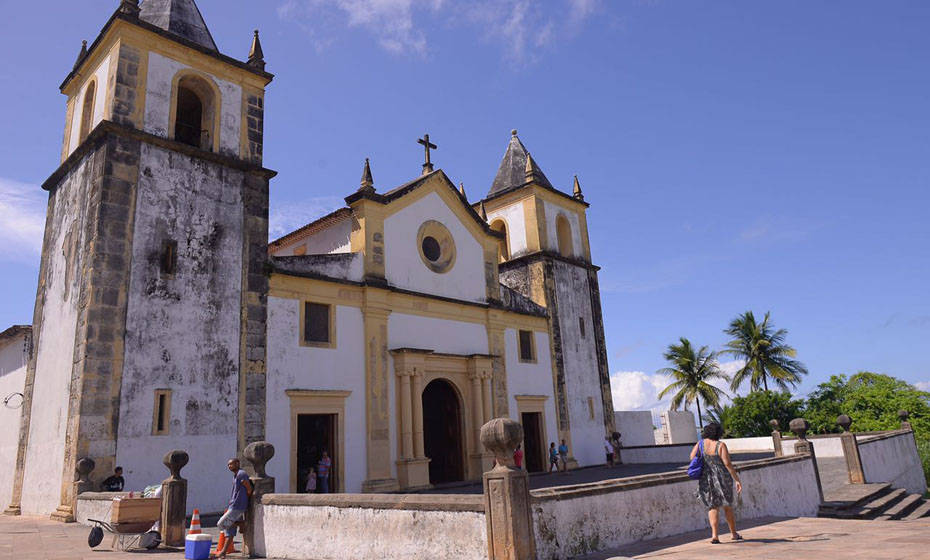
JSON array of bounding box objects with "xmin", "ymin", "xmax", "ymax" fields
[
  {"xmin": 68, "ymin": 53, "xmax": 112, "ymax": 155},
  {"xmin": 858, "ymin": 432, "xmax": 927, "ymax": 495},
  {"xmin": 663, "ymin": 410, "xmax": 698, "ymax": 444},
  {"xmin": 384, "ymin": 192, "xmax": 487, "ymax": 303},
  {"xmin": 143, "ymin": 52, "xmax": 242, "ymax": 157},
  {"xmin": 115, "ymin": 144, "xmax": 245, "ymax": 514},
  {"xmin": 0, "ymin": 335, "xmax": 28, "ymax": 510},
  {"xmin": 721, "ymin": 436, "xmax": 774, "ymax": 452},
  {"xmin": 532, "ymin": 456, "xmax": 821, "ymax": 559},
  {"xmin": 621, "ymin": 445, "xmax": 692, "ymax": 464},
  {"xmin": 266, "ymin": 298, "xmax": 367, "ymax": 493},
  {"xmin": 75, "ymin": 493, "xmax": 127, "ymax": 526},
  {"xmin": 505, "ymin": 330, "xmax": 558, "ymax": 446},
  {"xmin": 614, "ymin": 411, "xmax": 655, "ymax": 447},
  {"xmin": 780, "ymin": 436, "xmax": 845, "ymax": 458},
  {"xmin": 273, "ymin": 220, "xmax": 352, "ymax": 256},
  {"xmin": 552, "ymin": 262, "xmax": 605, "ymax": 467},
  {"xmin": 387, "ymin": 313, "xmax": 488, "ymax": 356},
  {"xmin": 542, "ymin": 200, "xmax": 582, "ymax": 256},
  {"xmin": 486, "ymin": 201, "xmax": 528, "ymax": 258},
  {"xmin": 21, "ymin": 157, "xmax": 97, "ymax": 516},
  {"xmin": 258, "ymin": 503, "xmax": 486, "ymax": 560}
]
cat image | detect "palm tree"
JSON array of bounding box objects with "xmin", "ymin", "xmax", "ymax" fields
[
  {"xmin": 657, "ymin": 338, "xmax": 729, "ymax": 429},
  {"xmin": 722, "ymin": 311, "xmax": 808, "ymax": 393}
]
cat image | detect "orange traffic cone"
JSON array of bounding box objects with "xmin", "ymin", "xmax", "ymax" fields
[{"xmin": 188, "ymin": 508, "xmax": 202, "ymax": 535}]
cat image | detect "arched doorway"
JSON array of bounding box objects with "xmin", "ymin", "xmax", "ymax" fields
[{"xmin": 422, "ymin": 379, "xmax": 465, "ymax": 484}]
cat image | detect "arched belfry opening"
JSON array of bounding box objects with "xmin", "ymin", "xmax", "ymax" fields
[
  {"xmin": 174, "ymin": 74, "xmax": 217, "ymax": 151},
  {"xmin": 490, "ymin": 219, "xmax": 510, "ymax": 261},
  {"xmin": 422, "ymin": 378, "xmax": 465, "ymax": 484},
  {"xmin": 79, "ymin": 80, "xmax": 96, "ymax": 142},
  {"xmin": 556, "ymin": 214, "xmax": 573, "ymax": 258}
]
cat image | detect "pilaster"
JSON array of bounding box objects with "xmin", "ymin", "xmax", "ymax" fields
[
  {"xmin": 392, "ymin": 350, "xmax": 430, "ymax": 490},
  {"xmin": 348, "ymin": 199, "xmax": 386, "ymax": 281},
  {"xmin": 361, "ymin": 288, "xmax": 399, "ymax": 492}
]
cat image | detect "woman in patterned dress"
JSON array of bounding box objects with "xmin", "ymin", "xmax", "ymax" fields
[{"xmin": 689, "ymin": 422, "xmax": 743, "ymax": 544}]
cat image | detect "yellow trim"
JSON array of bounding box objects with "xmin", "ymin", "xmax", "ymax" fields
[
  {"xmin": 286, "ymin": 390, "xmax": 350, "ymax": 493},
  {"xmin": 577, "ymin": 209, "xmax": 592, "ymax": 261},
  {"xmin": 78, "ymin": 78, "xmax": 98, "ymax": 143},
  {"xmin": 488, "ymin": 217, "xmax": 511, "ymax": 261},
  {"xmin": 132, "ymin": 47, "xmax": 150, "ymax": 129},
  {"xmin": 103, "ymin": 41, "xmax": 120, "ymax": 124},
  {"xmin": 348, "ymin": 200, "xmax": 386, "ymax": 279},
  {"xmin": 514, "ymin": 395, "xmax": 549, "ymax": 469},
  {"xmin": 61, "ymin": 97, "xmax": 75, "ymax": 163},
  {"xmin": 166, "ymin": 68, "xmax": 222, "ymax": 153},
  {"xmin": 298, "ymin": 300, "xmax": 337, "ymax": 349}
]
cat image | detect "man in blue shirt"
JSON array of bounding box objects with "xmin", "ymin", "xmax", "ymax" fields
[{"xmin": 215, "ymin": 458, "xmax": 252, "ymax": 558}]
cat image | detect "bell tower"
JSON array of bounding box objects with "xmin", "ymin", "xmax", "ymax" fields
[
  {"xmin": 476, "ymin": 130, "xmax": 614, "ymax": 469},
  {"xmin": 6, "ymin": 0, "xmax": 274, "ymax": 519}
]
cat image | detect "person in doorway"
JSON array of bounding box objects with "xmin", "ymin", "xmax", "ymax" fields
[
  {"xmin": 558, "ymin": 439, "xmax": 569, "ymax": 472},
  {"xmin": 604, "ymin": 436, "xmax": 615, "ymax": 467},
  {"xmin": 612, "ymin": 432, "xmax": 623, "ymax": 465},
  {"xmin": 214, "ymin": 458, "xmax": 253, "ymax": 559},
  {"xmin": 318, "ymin": 451, "xmax": 332, "ymax": 493},
  {"xmin": 548, "ymin": 442, "xmax": 559, "ymax": 473},
  {"xmin": 513, "ymin": 445, "xmax": 524, "ymax": 469},
  {"xmin": 101, "ymin": 466, "xmax": 125, "ymax": 492},
  {"xmin": 690, "ymin": 422, "xmax": 743, "ymax": 544},
  {"xmin": 305, "ymin": 467, "xmax": 317, "ymax": 493}
]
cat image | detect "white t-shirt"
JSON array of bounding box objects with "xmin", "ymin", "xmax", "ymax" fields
[{"xmin": 604, "ymin": 440, "xmax": 614, "ymax": 454}]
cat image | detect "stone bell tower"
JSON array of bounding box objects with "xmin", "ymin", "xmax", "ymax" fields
[
  {"xmin": 5, "ymin": 0, "xmax": 274, "ymax": 519},
  {"xmin": 476, "ymin": 130, "xmax": 615, "ymax": 468}
]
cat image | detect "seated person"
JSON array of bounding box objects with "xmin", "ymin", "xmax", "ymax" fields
[{"xmin": 101, "ymin": 467, "xmax": 125, "ymax": 492}]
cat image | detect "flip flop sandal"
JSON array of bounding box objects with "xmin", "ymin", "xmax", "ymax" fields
[
  {"xmin": 710, "ymin": 538, "xmax": 720, "ymax": 544},
  {"xmin": 732, "ymin": 534, "xmax": 744, "ymax": 541}
]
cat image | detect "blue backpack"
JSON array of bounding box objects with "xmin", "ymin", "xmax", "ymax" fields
[{"xmin": 687, "ymin": 439, "xmax": 704, "ymax": 480}]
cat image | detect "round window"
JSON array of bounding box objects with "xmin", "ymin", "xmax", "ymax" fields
[{"xmin": 416, "ymin": 221, "xmax": 456, "ymax": 273}]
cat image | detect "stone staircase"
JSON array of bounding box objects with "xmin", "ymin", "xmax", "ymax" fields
[{"xmin": 819, "ymin": 483, "xmax": 930, "ymax": 521}]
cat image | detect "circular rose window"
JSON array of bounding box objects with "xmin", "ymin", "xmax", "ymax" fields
[{"xmin": 417, "ymin": 220, "xmax": 456, "ymax": 273}]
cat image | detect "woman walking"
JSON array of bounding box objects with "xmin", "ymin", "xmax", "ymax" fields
[{"xmin": 690, "ymin": 422, "xmax": 743, "ymax": 544}]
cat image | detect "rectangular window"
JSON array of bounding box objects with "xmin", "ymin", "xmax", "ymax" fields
[
  {"xmin": 160, "ymin": 239, "xmax": 178, "ymax": 275},
  {"xmin": 587, "ymin": 397, "xmax": 596, "ymax": 420},
  {"xmin": 153, "ymin": 389, "xmax": 171, "ymax": 435},
  {"xmin": 518, "ymin": 330, "xmax": 536, "ymax": 363},
  {"xmin": 302, "ymin": 302, "xmax": 333, "ymax": 346},
  {"xmin": 579, "ymin": 317, "xmax": 586, "ymax": 338}
]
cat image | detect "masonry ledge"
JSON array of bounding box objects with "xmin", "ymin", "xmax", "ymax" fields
[{"xmin": 262, "ymin": 493, "xmax": 485, "ymax": 513}]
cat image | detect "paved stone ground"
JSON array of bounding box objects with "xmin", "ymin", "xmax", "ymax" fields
[{"xmin": 581, "ymin": 516, "xmax": 930, "ymax": 559}]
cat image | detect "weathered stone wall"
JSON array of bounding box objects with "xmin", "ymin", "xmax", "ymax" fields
[
  {"xmin": 0, "ymin": 332, "xmax": 29, "ymax": 510},
  {"xmin": 858, "ymin": 430, "xmax": 926, "ymax": 495},
  {"xmin": 531, "ymin": 454, "xmax": 821, "ymax": 559},
  {"xmin": 74, "ymin": 492, "xmax": 128, "ymax": 526}
]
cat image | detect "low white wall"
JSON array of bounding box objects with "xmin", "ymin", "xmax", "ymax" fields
[
  {"xmin": 621, "ymin": 444, "xmax": 692, "ymax": 464},
  {"xmin": 721, "ymin": 437, "xmax": 774, "ymax": 452},
  {"xmin": 75, "ymin": 492, "xmax": 128, "ymax": 526},
  {"xmin": 531, "ymin": 455, "xmax": 820, "ymax": 559},
  {"xmin": 256, "ymin": 494, "xmax": 487, "ymax": 560},
  {"xmin": 614, "ymin": 411, "xmax": 654, "ymax": 447},
  {"xmin": 858, "ymin": 431, "xmax": 926, "ymax": 496},
  {"xmin": 662, "ymin": 411, "xmax": 698, "ymax": 444},
  {"xmin": 780, "ymin": 435, "xmax": 845, "ymax": 458}
]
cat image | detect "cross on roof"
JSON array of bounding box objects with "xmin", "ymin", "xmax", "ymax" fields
[{"xmin": 417, "ymin": 134, "xmax": 437, "ymax": 175}]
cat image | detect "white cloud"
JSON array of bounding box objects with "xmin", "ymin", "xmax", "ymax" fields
[
  {"xmin": 0, "ymin": 178, "xmax": 46, "ymax": 262},
  {"xmin": 915, "ymin": 381, "xmax": 930, "ymax": 392},
  {"xmin": 610, "ymin": 359, "xmax": 746, "ymax": 417},
  {"xmin": 268, "ymin": 196, "xmax": 346, "ymax": 240}
]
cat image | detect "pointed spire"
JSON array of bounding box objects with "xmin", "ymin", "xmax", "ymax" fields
[
  {"xmin": 524, "ymin": 151, "xmax": 542, "ymax": 183},
  {"xmin": 248, "ymin": 29, "xmax": 266, "ymax": 71},
  {"xmin": 489, "ymin": 129, "xmax": 554, "ymax": 196},
  {"xmin": 573, "ymin": 175, "xmax": 584, "ymax": 201},
  {"xmin": 459, "ymin": 182, "xmax": 467, "ymax": 200},
  {"xmin": 359, "ymin": 158, "xmax": 375, "ymax": 193},
  {"xmin": 478, "ymin": 201, "xmax": 487, "ymax": 221},
  {"xmin": 119, "ymin": 0, "xmax": 140, "ymax": 17},
  {"xmin": 73, "ymin": 40, "xmax": 88, "ymax": 71},
  {"xmin": 138, "ymin": 0, "xmax": 218, "ymax": 51}
]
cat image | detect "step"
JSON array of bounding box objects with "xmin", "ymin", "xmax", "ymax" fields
[
  {"xmin": 820, "ymin": 483, "xmax": 892, "ymax": 512},
  {"xmin": 903, "ymin": 500, "xmax": 930, "ymax": 521},
  {"xmin": 822, "ymin": 488, "xmax": 907, "ymax": 519},
  {"xmin": 877, "ymin": 493, "xmax": 923, "ymax": 520}
]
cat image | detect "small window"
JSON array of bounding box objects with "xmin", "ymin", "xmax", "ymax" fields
[
  {"xmin": 490, "ymin": 219, "xmax": 510, "ymax": 261},
  {"xmin": 518, "ymin": 330, "xmax": 536, "ymax": 363},
  {"xmin": 579, "ymin": 317, "xmax": 586, "ymax": 338},
  {"xmin": 293, "ymin": 244, "xmax": 307, "ymax": 256},
  {"xmin": 160, "ymin": 239, "xmax": 178, "ymax": 275},
  {"xmin": 79, "ymin": 80, "xmax": 96, "ymax": 143},
  {"xmin": 421, "ymin": 236, "xmax": 441, "ymax": 262},
  {"xmin": 153, "ymin": 389, "xmax": 172, "ymax": 435},
  {"xmin": 556, "ymin": 214, "xmax": 573, "ymax": 257},
  {"xmin": 587, "ymin": 397, "xmax": 595, "ymax": 420},
  {"xmin": 302, "ymin": 302, "xmax": 333, "ymax": 346}
]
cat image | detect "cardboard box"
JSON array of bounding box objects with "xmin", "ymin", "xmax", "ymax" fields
[{"xmin": 112, "ymin": 497, "xmax": 162, "ymax": 524}]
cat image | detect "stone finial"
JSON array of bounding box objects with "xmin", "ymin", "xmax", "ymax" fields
[
  {"xmin": 480, "ymin": 418, "xmax": 523, "ymax": 468},
  {"xmin": 789, "ymin": 418, "xmax": 810, "ymax": 440},
  {"xmin": 118, "ymin": 0, "xmax": 140, "ymax": 17},
  {"xmin": 511, "ymin": 129, "xmax": 518, "ymax": 137},
  {"xmin": 359, "ymin": 158, "xmax": 375, "ymax": 192},
  {"xmin": 524, "ymin": 152, "xmax": 541, "ymax": 182},
  {"xmin": 163, "ymin": 450, "xmax": 189, "ymax": 481},
  {"xmin": 244, "ymin": 441, "xmax": 275, "ymax": 479},
  {"xmin": 248, "ymin": 29, "xmax": 266, "ymax": 71},
  {"xmin": 899, "ymin": 410, "xmax": 910, "ymax": 421},
  {"xmin": 459, "ymin": 182, "xmax": 467, "ymax": 200},
  {"xmin": 837, "ymin": 414, "xmax": 852, "ymax": 432},
  {"xmin": 573, "ymin": 175, "xmax": 584, "ymax": 201},
  {"xmin": 76, "ymin": 458, "xmax": 95, "ymax": 483},
  {"xmin": 478, "ymin": 200, "xmax": 488, "ymax": 221},
  {"xmin": 769, "ymin": 419, "xmax": 780, "ymax": 430},
  {"xmin": 73, "ymin": 40, "xmax": 88, "ymax": 71}
]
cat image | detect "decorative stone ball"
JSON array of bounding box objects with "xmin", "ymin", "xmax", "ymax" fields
[
  {"xmin": 163, "ymin": 450, "xmax": 189, "ymax": 480},
  {"xmin": 789, "ymin": 418, "xmax": 810, "ymax": 439},
  {"xmin": 769, "ymin": 419, "xmax": 780, "ymax": 430},
  {"xmin": 480, "ymin": 418, "xmax": 524, "ymax": 465},
  {"xmin": 899, "ymin": 410, "xmax": 910, "ymax": 421},
  {"xmin": 244, "ymin": 441, "xmax": 275, "ymax": 478},
  {"xmin": 837, "ymin": 414, "xmax": 852, "ymax": 432},
  {"xmin": 76, "ymin": 458, "xmax": 96, "ymax": 481}
]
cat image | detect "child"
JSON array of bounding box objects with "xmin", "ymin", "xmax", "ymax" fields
[
  {"xmin": 548, "ymin": 442, "xmax": 559, "ymax": 473},
  {"xmin": 305, "ymin": 467, "xmax": 317, "ymax": 493}
]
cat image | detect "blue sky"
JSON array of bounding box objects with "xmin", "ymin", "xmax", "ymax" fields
[{"xmin": 1, "ymin": 1, "xmax": 928, "ymax": 414}]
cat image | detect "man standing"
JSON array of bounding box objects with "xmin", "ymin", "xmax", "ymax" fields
[
  {"xmin": 558, "ymin": 440, "xmax": 570, "ymax": 473},
  {"xmin": 513, "ymin": 445, "xmax": 524, "ymax": 470},
  {"xmin": 318, "ymin": 451, "xmax": 332, "ymax": 493},
  {"xmin": 215, "ymin": 459, "xmax": 252, "ymax": 559},
  {"xmin": 604, "ymin": 436, "xmax": 616, "ymax": 468},
  {"xmin": 101, "ymin": 466, "xmax": 125, "ymax": 492}
]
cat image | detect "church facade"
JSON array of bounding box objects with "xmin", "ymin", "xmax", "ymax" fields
[{"xmin": 3, "ymin": 0, "xmax": 615, "ymax": 518}]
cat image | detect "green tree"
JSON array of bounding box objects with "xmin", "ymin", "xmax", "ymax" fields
[
  {"xmin": 657, "ymin": 338, "xmax": 729, "ymax": 429},
  {"xmin": 804, "ymin": 372, "xmax": 930, "ymax": 435},
  {"xmin": 719, "ymin": 390, "xmax": 806, "ymax": 438},
  {"xmin": 722, "ymin": 311, "xmax": 808, "ymax": 393}
]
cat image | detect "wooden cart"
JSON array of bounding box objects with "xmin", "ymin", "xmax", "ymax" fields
[{"xmin": 88, "ymin": 497, "xmax": 163, "ymax": 551}]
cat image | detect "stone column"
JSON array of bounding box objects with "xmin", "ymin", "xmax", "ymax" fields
[
  {"xmin": 837, "ymin": 415, "xmax": 865, "ymax": 484},
  {"xmin": 400, "ymin": 371, "xmax": 414, "ymax": 460},
  {"xmin": 790, "ymin": 418, "xmax": 823, "ymax": 503},
  {"xmin": 481, "ymin": 376, "xmax": 493, "ymax": 425},
  {"xmin": 412, "ymin": 370, "xmax": 424, "ymax": 459},
  {"xmin": 244, "ymin": 442, "xmax": 275, "ymax": 559},
  {"xmin": 160, "ymin": 450, "xmax": 189, "ymax": 548},
  {"xmin": 481, "ymin": 418, "xmax": 536, "ymax": 560},
  {"xmin": 770, "ymin": 420, "xmax": 783, "ymax": 457},
  {"xmin": 899, "ymin": 410, "xmax": 913, "ymax": 432}
]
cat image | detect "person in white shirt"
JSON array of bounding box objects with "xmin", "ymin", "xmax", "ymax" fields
[{"xmin": 604, "ymin": 437, "xmax": 615, "ymax": 467}]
